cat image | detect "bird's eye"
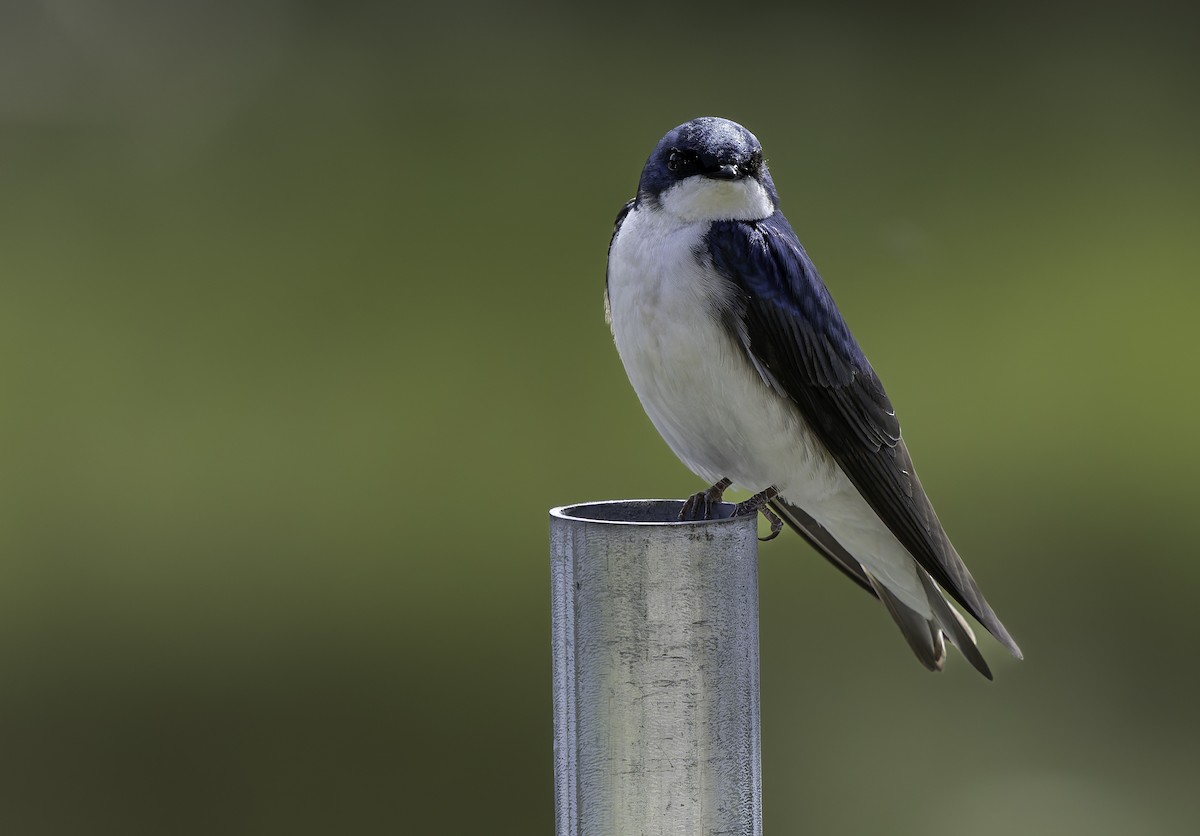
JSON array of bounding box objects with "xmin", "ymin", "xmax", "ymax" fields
[{"xmin": 667, "ymin": 149, "xmax": 698, "ymax": 174}]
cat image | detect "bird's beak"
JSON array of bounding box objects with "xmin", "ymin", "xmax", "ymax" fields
[{"xmin": 704, "ymin": 163, "xmax": 742, "ymax": 181}]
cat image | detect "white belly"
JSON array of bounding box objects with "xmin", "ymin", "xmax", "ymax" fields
[
  {"xmin": 606, "ymin": 206, "xmax": 837, "ymax": 498},
  {"xmin": 606, "ymin": 204, "xmax": 930, "ymax": 614}
]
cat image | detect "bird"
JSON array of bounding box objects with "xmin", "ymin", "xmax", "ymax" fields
[{"xmin": 604, "ymin": 116, "xmax": 1022, "ymax": 678}]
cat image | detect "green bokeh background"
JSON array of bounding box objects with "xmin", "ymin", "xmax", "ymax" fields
[{"xmin": 3, "ymin": 1, "xmax": 1197, "ymax": 833}]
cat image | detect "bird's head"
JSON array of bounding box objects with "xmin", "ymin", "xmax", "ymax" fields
[{"xmin": 636, "ymin": 117, "xmax": 778, "ymax": 222}]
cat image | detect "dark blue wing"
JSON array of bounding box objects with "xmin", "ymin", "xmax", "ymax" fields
[{"xmin": 707, "ymin": 214, "xmax": 1019, "ymax": 657}]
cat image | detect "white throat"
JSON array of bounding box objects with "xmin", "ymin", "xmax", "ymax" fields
[{"xmin": 657, "ymin": 176, "xmax": 774, "ymax": 223}]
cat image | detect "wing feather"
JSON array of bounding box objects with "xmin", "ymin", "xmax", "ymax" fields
[{"xmin": 708, "ymin": 214, "xmax": 1021, "ymax": 659}]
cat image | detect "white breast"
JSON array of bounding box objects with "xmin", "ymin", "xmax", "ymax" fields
[
  {"xmin": 606, "ymin": 204, "xmax": 832, "ymax": 496},
  {"xmin": 606, "ymin": 203, "xmax": 931, "ymax": 615}
]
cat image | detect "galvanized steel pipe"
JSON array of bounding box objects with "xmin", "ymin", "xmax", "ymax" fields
[{"xmin": 550, "ymin": 499, "xmax": 763, "ymax": 836}]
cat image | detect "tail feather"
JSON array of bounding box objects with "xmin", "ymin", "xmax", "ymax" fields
[
  {"xmin": 769, "ymin": 498, "xmax": 875, "ymax": 595},
  {"xmin": 866, "ymin": 572, "xmax": 946, "ymax": 672},
  {"xmin": 917, "ymin": 569, "xmax": 992, "ymax": 679},
  {"xmin": 771, "ymin": 496, "xmax": 1001, "ymax": 678},
  {"xmin": 895, "ymin": 451, "xmax": 1023, "ymax": 662}
]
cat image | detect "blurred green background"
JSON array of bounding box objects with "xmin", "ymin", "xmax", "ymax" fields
[{"xmin": 2, "ymin": 1, "xmax": 1197, "ymax": 833}]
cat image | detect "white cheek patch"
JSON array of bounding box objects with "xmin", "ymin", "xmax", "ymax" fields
[{"xmin": 659, "ymin": 177, "xmax": 774, "ymax": 223}]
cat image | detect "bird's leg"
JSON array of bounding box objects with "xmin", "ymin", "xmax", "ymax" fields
[
  {"xmin": 679, "ymin": 477, "xmax": 732, "ymax": 521},
  {"xmin": 733, "ymin": 485, "xmax": 784, "ymax": 541}
]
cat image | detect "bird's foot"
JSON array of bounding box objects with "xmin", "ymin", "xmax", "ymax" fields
[
  {"xmin": 679, "ymin": 477, "xmax": 733, "ymax": 522},
  {"xmin": 733, "ymin": 486, "xmax": 784, "ymax": 541}
]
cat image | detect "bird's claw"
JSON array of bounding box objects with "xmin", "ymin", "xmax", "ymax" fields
[
  {"xmin": 733, "ymin": 485, "xmax": 783, "ymax": 541},
  {"xmin": 679, "ymin": 477, "xmax": 733, "ymax": 522}
]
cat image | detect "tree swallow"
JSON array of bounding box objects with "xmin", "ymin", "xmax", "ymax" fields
[{"xmin": 605, "ymin": 116, "xmax": 1022, "ymax": 677}]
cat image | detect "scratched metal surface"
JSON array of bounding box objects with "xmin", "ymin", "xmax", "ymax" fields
[{"xmin": 551, "ymin": 500, "xmax": 763, "ymax": 836}]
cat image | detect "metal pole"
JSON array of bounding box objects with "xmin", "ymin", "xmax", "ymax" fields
[{"xmin": 550, "ymin": 499, "xmax": 763, "ymax": 836}]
